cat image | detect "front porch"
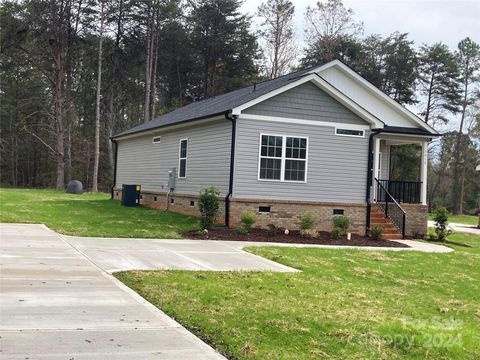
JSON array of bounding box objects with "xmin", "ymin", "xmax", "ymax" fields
[{"xmin": 369, "ymin": 133, "xmax": 430, "ymax": 238}]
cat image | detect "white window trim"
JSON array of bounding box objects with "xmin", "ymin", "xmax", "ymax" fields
[
  {"xmin": 257, "ymin": 133, "xmax": 309, "ymax": 183},
  {"xmin": 152, "ymin": 136, "xmax": 161, "ymax": 144},
  {"xmin": 335, "ymin": 127, "xmax": 365, "ymax": 138},
  {"xmin": 178, "ymin": 138, "xmax": 188, "ymax": 179}
]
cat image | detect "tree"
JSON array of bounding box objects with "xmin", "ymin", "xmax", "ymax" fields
[
  {"xmin": 92, "ymin": 1, "xmax": 105, "ymax": 192},
  {"xmin": 418, "ymin": 43, "xmax": 461, "ymax": 125},
  {"xmin": 303, "ymin": 0, "xmax": 363, "ymax": 64},
  {"xmin": 188, "ymin": 0, "xmax": 260, "ymax": 99},
  {"xmin": 452, "ymin": 37, "xmax": 480, "ymax": 214},
  {"xmin": 257, "ymin": 0, "xmax": 296, "ymax": 79}
]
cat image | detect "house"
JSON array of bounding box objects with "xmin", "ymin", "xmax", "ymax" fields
[{"xmin": 111, "ymin": 60, "xmax": 439, "ymax": 239}]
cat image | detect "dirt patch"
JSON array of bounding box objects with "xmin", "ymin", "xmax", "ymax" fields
[{"xmin": 184, "ymin": 228, "xmax": 409, "ymax": 248}]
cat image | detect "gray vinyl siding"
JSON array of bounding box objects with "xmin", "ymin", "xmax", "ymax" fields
[
  {"xmin": 379, "ymin": 140, "xmax": 390, "ymax": 180},
  {"xmin": 243, "ymin": 81, "xmax": 368, "ymax": 125},
  {"xmin": 116, "ymin": 119, "xmax": 231, "ymax": 195},
  {"xmin": 233, "ymin": 118, "xmax": 369, "ymax": 203}
]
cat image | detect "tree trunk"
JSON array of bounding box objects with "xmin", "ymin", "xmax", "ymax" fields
[
  {"xmin": 53, "ymin": 49, "xmax": 65, "ymax": 190},
  {"xmin": 92, "ymin": 2, "xmax": 104, "ymax": 192},
  {"xmin": 452, "ymin": 60, "xmax": 469, "ymax": 215}
]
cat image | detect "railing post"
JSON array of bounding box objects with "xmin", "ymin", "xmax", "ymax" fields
[
  {"xmin": 402, "ymin": 212, "xmax": 406, "ymax": 239},
  {"xmin": 385, "ymin": 195, "xmax": 388, "ymax": 218}
]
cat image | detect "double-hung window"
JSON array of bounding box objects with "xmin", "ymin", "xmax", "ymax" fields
[
  {"xmin": 179, "ymin": 139, "xmax": 188, "ymax": 178},
  {"xmin": 259, "ymin": 134, "xmax": 308, "ymax": 182}
]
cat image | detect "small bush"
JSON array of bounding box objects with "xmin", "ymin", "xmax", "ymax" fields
[
  {"xmin": 331, "ymin": 228, "xmax": 341, "ymax": 239},
  {"xmin": 234, "ymin": 226, "xmax": 249, "ymax": 236},
  {"xmin": 433, "ymin": 207, "xmax": 451, "ymax": 241},
  {"xmin": 333, "ymin": 216, "xmax": 350, "ymax": 235},
  {"xmin": 427, "ymin": 229, "xmax": 437, "ymax": 242},
  {"xmin": 198, "ymin": 187, "xmax": 220, "ymax": 230},
  {"xmin": 299, "ymin": 212, "xmax": 316, "ymax": 231},
  {"xmin": 300, "ymin": 228, "xmax": 319, "ymax": 239},
  {"xmin": 370, "ymin": 225, "xmax": 383, "ymax": 240},
  {"xmin": 267, "ymin": 224, "xmax": 278, "ymax": 237},
  {"xmin": 240, "ymin": 212, "xmax": 256, "ymax": 232}
]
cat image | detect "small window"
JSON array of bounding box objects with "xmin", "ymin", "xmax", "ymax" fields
[
  {"xmin": 170, "ymin": 198, "xmax": 174, "ymax": 204},
  {"xmin": 190, "ymin": 200, "xmax": 195, "ymax": 207},
  {"xmin": 335, "ymin": 128, "xmax": 364, "ymax": 137},
  {"xmin": 154, "ymin": 196, "xmax": 157, "ymax": 202},
  {"xmin": 259, "ymin": 206, "xmax": 271, "ymax": 213},
  {"xmin": 152, "ymin": 136, "xmax": 161, "ymax": 144},
  {"xmin": 178, "ymin": 139, "xmax": 188, "ymax": 178},
  {"xmin": 258, "ymin": 134, "xmax": 308, "ymax": 182},
  {"xmin": 333, "ymin": 209, "xmax": 344, "ymax": 215}
]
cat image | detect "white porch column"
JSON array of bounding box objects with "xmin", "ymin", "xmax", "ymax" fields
[
  {"xmin": 420, "ymin": 141, "xmax": 428, "ymax": 205},
  {"xmin": 372, "ymin": 137, "xmax": 381, "ymax": 201}
]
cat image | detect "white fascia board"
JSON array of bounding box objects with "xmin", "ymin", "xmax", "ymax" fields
[
  {"xmin": 232, "ymin": 73, "xmax": 383, "ymax": 128},
  {"xmin": 319, "ymin": 61, "xmax": 438, "ymax": 135},
  {"xmin": 239, "ymin": 113, "xmax": 370, "ymax": 130}
]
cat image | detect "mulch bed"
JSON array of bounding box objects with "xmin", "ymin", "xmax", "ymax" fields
[{"xmin": 183, "ymin": 228, "xmax": 410, "ymax": 248}]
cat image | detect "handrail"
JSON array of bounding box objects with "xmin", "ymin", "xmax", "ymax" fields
[
  {"xmin": 374, "ymin": 178, "xmax": 406, "ymax": 238},
  {"xmin": 375, "ymin": 178, "xmax": 406, "ymax": 211}
]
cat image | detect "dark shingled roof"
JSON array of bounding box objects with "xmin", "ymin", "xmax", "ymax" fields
[{"xmin": 112, "ymin": 68, "xmax": 314, "ymax": 138}]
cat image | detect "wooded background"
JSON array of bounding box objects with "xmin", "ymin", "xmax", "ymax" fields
[{"xmin": 1, "ymin": 0, "xmax": 479, "ymax": 214}]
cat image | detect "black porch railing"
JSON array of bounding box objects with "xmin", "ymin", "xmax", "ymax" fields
[
  {"xmin": 377, "ymin": 179, "xmax": 422, "ymax": 204},
  {"xmin": 374, "ymin": 178, "xmax": 406, "ymax": 239}
]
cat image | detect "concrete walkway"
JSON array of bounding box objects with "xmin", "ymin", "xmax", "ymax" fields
[
  {"xmin": 0, "ymin": 224, "xmax": 225, "ymax": 360},
  {"xmin": 428, "ymin": 220, "xmax": 480, "ymax": 236}
]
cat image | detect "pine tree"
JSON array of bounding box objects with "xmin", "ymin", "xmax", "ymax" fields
[{"xmin": 418, "ymin": 43, "xmax": 461, "ymax": 125}]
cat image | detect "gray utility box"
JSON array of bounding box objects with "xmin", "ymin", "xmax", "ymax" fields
[
  {"xmin": 168, "ymin": 168, "xmax": 176, "ymax": 191},
  {"xmin": 121, "ymin": 184, "xmax": 141, "ymax": 206}
]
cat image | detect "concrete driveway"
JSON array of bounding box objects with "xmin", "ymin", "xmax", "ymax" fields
[
  {"xmin": 428, "ymin": 220, "xmax": 480, "ymax": 236},
  {"xmin": 0, "ymin": 224, "xmax": 225, "ymax": 359}
]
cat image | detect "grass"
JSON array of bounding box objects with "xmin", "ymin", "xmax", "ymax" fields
[
  {"xmin": 429, "ymin": 213, "xmax": 478, "ymax": 226},
  {"xmin": 116, "ymin": 232, "xmax": 480, "ymax": 360},
  {"xmin": 0, "ymin": 188, "xmax": 199, "ymax": 238}
]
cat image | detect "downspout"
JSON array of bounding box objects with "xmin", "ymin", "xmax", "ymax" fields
[
  {"xmin": 365, "ymin": 129, "xmax": 382, "ymax": 234},
  {"xmin": 225, "ymin": 112, "xmax": 237, "ymax": 227},
  {"xmin": 110, "ymin": 139, "xmax": 118, "ymax": 199}
]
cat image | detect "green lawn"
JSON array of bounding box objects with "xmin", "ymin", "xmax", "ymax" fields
[
  {"xmin": 429, "ymin": 213, "xmax": 479, "ymax": 226},
  {"xmin": 0, "ymin": 188, "xmax": 199, "ymax": 238},
  {"xmin": 116, "ymin": 232, "xmax": 480, "ymax": 360}
]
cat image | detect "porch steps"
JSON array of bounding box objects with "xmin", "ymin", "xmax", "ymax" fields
[{"xmin": 370, "ymin": 205, "xmax": 403, "ymax": 240}]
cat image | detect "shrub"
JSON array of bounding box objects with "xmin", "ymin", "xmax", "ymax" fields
[
  {"xmin": 240, "ymin": 212, "xmax": 256, "ymax": 232},
  {"xmin": 234, "ymin": 226, "xmax": 249, "ymax": 236},
  {"xmin": 427, "ymin": 229, "xmax": 437, "ymax": 242},
  {"xmin": 299, "ymin": 212, "xmax": 316, "ymax": 231},
  {"xmin": 198, "ymin": 187, "xmax": 220, "ymax": 230},
  {"xmin": 433, "ymin": 207, "xmax": 451, "ymax": 242},
  {"xmin": 333, "ymin": 216, "xmax": 350, "ymax": 236},
  {"xmin": 331, "ymin": 228, "xmax": 341, "ymax": 239},
  {"xmin": 370, "ymin": 225, "xmax": 383, "ymax": 240},
  {"xmin": 267, "ymin": 224, "xmax": 278, "ymax": 237}
]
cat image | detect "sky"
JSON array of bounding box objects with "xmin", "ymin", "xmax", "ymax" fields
[{"xmin": 242, "ymin": 0, "xmax": 480, "ymax": 50}]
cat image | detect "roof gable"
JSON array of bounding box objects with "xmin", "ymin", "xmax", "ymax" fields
[
  {"xmin": 312, "ymin": 60, "xmax": 438, "ymax": 134},
  {"xmin": 243, "ymin": 81, "xmax": 369, "ymax": 126}
]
